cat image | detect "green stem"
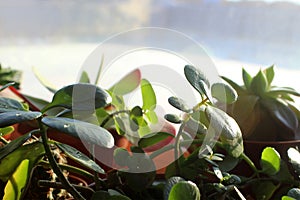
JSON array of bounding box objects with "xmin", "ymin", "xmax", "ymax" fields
[
  {"xmin": 100, "ymin": 110, "xmax": 130, "ymax": 127},
  {"xmin": 239, "ymin": 153, "xmax": 259, "ymax": 175},
  {"xmin": 38, "ymin": 180, "xmax": 94, "ymax": 194},
  {"xmin": 90, "ymin": 144, "xmax": 101, "ymax": 191},
  {"xmin": 38, "ymin": 119, "xmax": 86, "ymax": 200},
  {"xmin": 174, "ymin": 122, "xmax": 186, "ymax": 175}
]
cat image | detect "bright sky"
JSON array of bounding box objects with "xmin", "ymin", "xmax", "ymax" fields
[{"xmin": 228, "ymin": 0, "xmax": 300, "ymax": 5}]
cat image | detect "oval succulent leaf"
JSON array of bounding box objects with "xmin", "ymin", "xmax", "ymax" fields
[
  {"xmin": 109, "ymin": 69, "xmax": 141, "ymax": 95},
  {"xmin": 184, "ymin": 66, "xmax": 213, "ymax": 102},
  {"xmin": 287, "ymin": 148, "xmax": 300, "ymax": 176},
  {"xmin": 163, "ymin": 176, "xmax": 185, "ymax": 200},
  {"xmin": 165, "ymin": 114, "xmax": 182, "ymax": 124},
  {"xmin": 0, "ymin": 97, "xmax": 27, "ymax": 112},
  {"xmin": 138, "ymin": 132, "xmax": 175, "ymax": 148},
  {"xmin": 168, "ymin": 97, "xmax": 191, "ymax": 112},
  {"xmin": 42, "ymin": 117, "xmax": 114, "ymax": 148},
  {"xmin": 0, "ymin": 111, "xmax": 42, "ymax": 127},
  {"xmin": 168, "ymin": 181, "xmax": 201, "ymax": 200},
  {"xmin": 250, "ymin": 70, "xmax": 268, "ymax": 96},
  {"xmin": 184, "ymin": 65, "xmax": 210, "ymax": 87},
  {"xmin": 42, "ymin": 83, "xmax": 112, "ymax": 113},
  {"xmin": 205, "ymin": 106, "xmax": 243, "ymax": 157},
  {"xmin": 211, "ymin": 83, "xmax": 237, "ymax": 104},
  {"xmin": 131, "ymin": 106, "xmax": 143, "ymax": 117},
  {"xmin": 141, "ymin": 79, "xmax": 156, "ymax": 111},
  {"xmin": 260, "ymin": 147, "xmax": 281, "ymax": 176},
  {"xmin": 262, "ymin": 98, "xmax": 298, "ymax": 133},
  {"xmin": 56, "ymin": 143, "xmax": 105, "ymax": 174}
]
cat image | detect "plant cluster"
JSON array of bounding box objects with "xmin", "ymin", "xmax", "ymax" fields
[
  {"xmin": 0, "ymin": 64, "xmax": 299, "ymax": 200},
  {"xmin": 222, "ymin": 66, "xmax": 300, "ymax": 141}
]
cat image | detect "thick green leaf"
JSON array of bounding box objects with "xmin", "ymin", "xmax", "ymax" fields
[
  {"xmin": 114, "ymin": 148, "xmax": 130, "ymax": 166},
  {"xmin": 168, "ymin": 97, "xmax": 191, "ymax": 112},
  {"xmin": 42, "ymin": 83, "xmax": 112, "ymax": 113},
  {"xmin": 164, "ymin": 114, "xmax": 182, "ymax": 124},
  {"xmin": 184, "ymin": 66, "xmax": 213, "ymax": 101},
  {"xmin": 211, "ymin": 83, "xmax": 237, "ymax": 104},
  {"xmin": 282, "ymin": 196, "xmax": 297, "ymax": 200},
  {"xmin": 41, "ymin": 117, "xmax": 114, "ymax": 148},
  {"xmin": 138, "ymin": 132, "xmax": 175, "ymax": 148},
  {"xmin": 0, "ymin": 97, "xmax": 27, "ymax": 112},
  {"xmin": 141, "ymin": 79, "xmax": 156, "ymax": 111},
  {"xmin": 130, "ymin": 106, "xmax": 143, "ymax": 117},
  {"xmin": 287, "ymin": 188, "xmax": 300, "ymax": 199},
  {"xmin": 0, "ymin": 142, "xmax": 44, "ymax": 181},
  {"xmin": 0, "ymin": 126, "xmax": 14, "ymax": 137},
  {"xmin": 250, "ymin": 70, "xmax": 268, "ymax": 96},
  {"xmin": 263, "ymin": 65, "xmax": 275, "ymax": 86},
  {"xmin": 145, "ymin": 110, "xmax": 158, "ymax": 124},
  {"xmin": 168, "ymin": 181, "xmax": 201, "ymax": 200},
  {"xmin": 261, "ymin": 147, "xmax": 281, "ymax": 175},
  {"xmin": 79, "ymin": 71, "xmax": 90, "ymax": 83},
  {"xmin": 22, "ymin": 94, "xmax": 50, "ymax": 111},
  {"xmin": 114, "ymin": 116, "xmax": 126, "ymax": 135},
  {"xmin": 56, "ymin": 143, "xmax": 105, "ymax": 174},
  {"xmin": 184, "ymin": 65, "xmax": 210, "ymax": 87},
  {"xmin": 3, "ymin": 159, "xmax": 30, "ymax": 200},
  {"xmin": 287, "ymin": 148, "xmax": 300, "ymax": 177},
  {"xmin": 268, "ymin": 87, "xmax": 300, "ymax": 97},
  {"xmin": 163, "ymin": 176, "xmax": 185, "ymax": 200},
  {"xmin": 0, "ymin": 82, "xmax": 16, "ymax": 92},
  {"xmin": 109, "ymin": 69, "xmax": 141, "ymax": 95},
  {"xmin": 32, "ymin": 66, "xmax": 57, "ymax": 93},
  {"xmin": 0, "ymin": 111, "xmax": 42, "ymax": 127},
  {"xmin": 221, "ymin": 76, "xmax": 246, "ymax": 95},
  {"xmin": 0, "ymin": 132, "xmax": 32, "ymax": 160},
  {"xmin": 205, "ymin": 106, "xmax": 243, "ymax": 157},
  {"xmin": 242, "ymin": 68, "xmax": 252, "ymax": 90},
  {"xmin": 252, "ymin": 181, "xmax": 278, "ymax": 200},
  {"xmin": 262, "ymin": 98, "xmax": 298, "ymax": 132},
  {"xmin": 184, "ymin": 117, "xmax": 207, "ymax": 135}
]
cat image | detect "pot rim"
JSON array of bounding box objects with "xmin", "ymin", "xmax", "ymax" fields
[{"xmin": 244, "ymin": 139, "xmax": 300, "ymax": 145}]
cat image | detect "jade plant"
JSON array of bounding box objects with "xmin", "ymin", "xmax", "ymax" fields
[
  {"xmin": 0, "ymin": 64, "xmax": 299, "ymax": 200},
  {"xmin": 222, "ymin": 65, "xmax": 300, "ymax": 141}
]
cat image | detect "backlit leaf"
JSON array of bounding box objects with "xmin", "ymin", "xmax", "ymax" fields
[
  {"xmin": 138, "ymin": 132, "xmax": 175, "ymax": 148},
  {"xmin": 168, "ymin": 181, "xmax": 201, "ymax": 200},
  {"xmin": 109, "ymin": 69, "xmax": 141, "ymax": 95},
  {"xmin": 32, "ymin": 66, "xmax": 57, "ymax": 93},
  {"xmin": 242, "ymin": 68, "xmax": 252, "ymax": 90},
  {"xmin": 261, "ymin": 147, "xmax": 281, "ymax": 175},
  {"xmin": 141, "ymin": 79, "xmax": 156, "ymax": 111},
  {"xmin": 211, "ymin": 82, "xmax": 237, "ymax": 104}
]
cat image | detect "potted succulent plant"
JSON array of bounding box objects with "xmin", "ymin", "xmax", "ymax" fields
[
  {"xmin": 222, "ymin": 66, "xmax": 300, "ymax": 174},
  {"xmin": 0, "ymin": 64, "xmax": 299, "ymax": 200}
]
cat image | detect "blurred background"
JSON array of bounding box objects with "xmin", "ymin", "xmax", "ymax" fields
[{"xmin": 0, "ymin": 0, "xmax": 300, "ymax": 99}]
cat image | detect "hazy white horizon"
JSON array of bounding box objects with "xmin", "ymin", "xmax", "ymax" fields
[{"xmin": 228, "ymin": 0, "xmax": 300, "ymax": 5}]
